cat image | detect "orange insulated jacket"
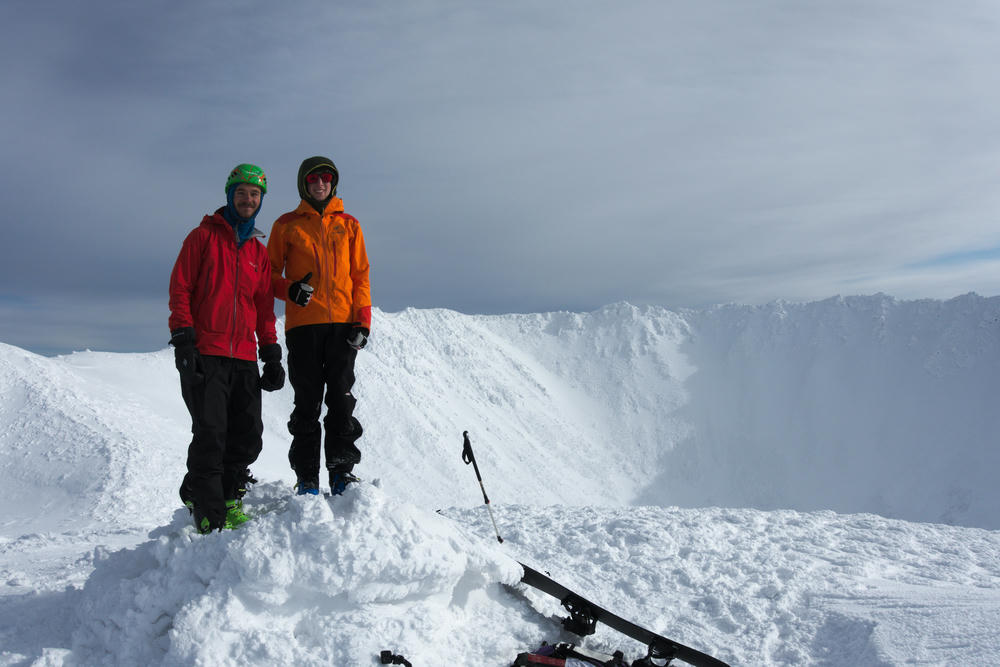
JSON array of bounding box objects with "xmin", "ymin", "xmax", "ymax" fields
[{"xmin": 267, "ymin": 197, "xmax": 372, "ymax": 331}]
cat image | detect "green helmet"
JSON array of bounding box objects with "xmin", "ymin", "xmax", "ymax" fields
[{"xmin": 225, "ymin": 163, "xmax": 267, "ymax": 195}]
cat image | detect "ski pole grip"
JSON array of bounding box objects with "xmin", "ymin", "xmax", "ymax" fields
[
  {"xmin": 462, "ymin": 431, "xmax": 475, "ymax": 465},
  {"xmin": 463, "ymin": 431, "xmax": 484, "ymax": 481},
  {"xmin": 380, "ymin": 651, "xmax": 412, "ymax": 666}
]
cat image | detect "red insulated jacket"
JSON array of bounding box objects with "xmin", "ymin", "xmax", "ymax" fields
[{"xmin": 168, "ymin": 209, "xmax": 278, "ymax": 361}]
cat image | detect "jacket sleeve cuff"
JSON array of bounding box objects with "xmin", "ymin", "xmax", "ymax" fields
[
  {"xmin": 170, "ymin": 327, "xmax": 196, "ymax": 348},
  {"xmin": 272, "ymin": 277, "xmax": 291, "ymax": 301},
  {"xmin": 356, "ymin": 306, "xmax": 372, "ymax": 329},
  {"xmin": 258, "ymin": 343, "xmax": 282, "ymax": 363}
]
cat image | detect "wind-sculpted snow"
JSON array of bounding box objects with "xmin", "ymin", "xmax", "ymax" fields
[
  {"xmin": 3, "ymin": 295, "xmax": 999, "ymax": 531},
  {"xmin": 645, "ymin": 294, "xmax": 1000, "ymax": 528},
  {"xmin": 2, "ymin": 296, "xmax": 1000, "ymax": 665},
  {"xmin": 358, "ymin": 295, "xmax": 1000, "ymax": 528}
]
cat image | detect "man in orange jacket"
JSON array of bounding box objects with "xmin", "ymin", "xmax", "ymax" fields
[
  {"xmin": 268, "ymin": 155, "xmax": 372, "ymax": 495},
  {"xmin": 169, "ymin": 163, "xmax": 285, "ymax": 533}
]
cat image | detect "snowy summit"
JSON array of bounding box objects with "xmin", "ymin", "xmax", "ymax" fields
[{"xmin": 2, "ymin": 296, "xmax": 1000, "ymax": 665}]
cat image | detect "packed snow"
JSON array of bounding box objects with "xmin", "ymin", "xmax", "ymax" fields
[{"xmin": 1, "ymin": 295, "xmax": 999, "ymax": 666}]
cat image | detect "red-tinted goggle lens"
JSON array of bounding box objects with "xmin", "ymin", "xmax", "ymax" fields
[{"xmin": 305, "ymin": 172, "xmax": 334, "ymax": 185}]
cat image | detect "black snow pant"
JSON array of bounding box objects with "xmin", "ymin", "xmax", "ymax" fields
[
  {"xmin": 286, "ymin": 323, "xmax": 362, "ymax": 482},
  {"xmin": 180, "ymin": 355, "xmax": 263, "ymax": 527}
]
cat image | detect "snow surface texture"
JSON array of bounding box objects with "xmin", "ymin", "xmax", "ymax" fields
[{"xmin": 1, "ymin": 294, "xmax": 999, "ymax": 665}]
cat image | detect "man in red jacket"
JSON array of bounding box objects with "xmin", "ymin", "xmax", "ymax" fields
[{"xmin": 168, "ymin": 163, "xmax": 285, "ymax": 534}]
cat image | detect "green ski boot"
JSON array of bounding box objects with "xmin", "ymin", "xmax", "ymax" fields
[
  {"xmin": 192, "ymin": 504, "xmax": 223, "ymax": 534},
  {"xmin": 224, "ymin": 499, "xmax": 251, "ymax": 529}
]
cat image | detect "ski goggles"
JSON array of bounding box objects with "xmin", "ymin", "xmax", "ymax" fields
[{"xmin": 304, "ymin": 172, "xmax": 335, "ymax": 184}]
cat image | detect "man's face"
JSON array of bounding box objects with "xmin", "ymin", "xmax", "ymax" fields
[{"xmin": 232, "ymin": 183, "xmax": 262, "ymax": 218}]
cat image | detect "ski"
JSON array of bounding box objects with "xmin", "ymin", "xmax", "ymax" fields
[{"xmin": 518, "ymin": 563, "xmax": 730, "ymax": 667}]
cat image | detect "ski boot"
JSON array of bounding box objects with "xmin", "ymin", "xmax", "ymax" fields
[
  {"xmin": 224, "ymin": 499, "xmax": 251, "ymax": 529},
  {"xmin": 329, "ymin": 469, "xmax": 361, "ymax": 496},
  {"xmin": 192, "ymin": 504, "xmax": 224, "ymax": 534},
  {"xmin": 295, "ymin": 477, "xmax": 320, "ymax": 496}
]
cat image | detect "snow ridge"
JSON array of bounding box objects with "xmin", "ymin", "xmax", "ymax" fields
[{"xmin": 650, "ymin": 294, "xmax": 1000, "ymax": 527}]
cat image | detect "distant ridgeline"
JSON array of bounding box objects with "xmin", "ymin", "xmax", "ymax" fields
[
  {"xmin": 366, "ymin": 295, "xmax": 1000, "ymax": 529},
  {"xmin": 1, "ymin": 293, "xmax": 998, "ymax": 532}
]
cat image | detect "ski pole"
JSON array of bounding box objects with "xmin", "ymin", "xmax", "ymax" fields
[{"xmin": 461, "ymin": 431, "xmax": 504, "ymax": 543}]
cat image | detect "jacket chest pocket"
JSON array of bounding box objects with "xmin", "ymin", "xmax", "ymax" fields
[
  {"xmin": 327, "ymin": 225, "xmax": 349, "ymax": 278},
  {"xmin": 242, "ymin": 255, "xmax": 264, "ymax": 278}
]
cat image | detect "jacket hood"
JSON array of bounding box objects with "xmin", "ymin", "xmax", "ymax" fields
[
  {"xmin": 297, "ymin": 156, "xmax": 340, "ymax": 207},
  {"xmin": 206, "ymin": 208, "xmax": 264, "ymax": 241}
]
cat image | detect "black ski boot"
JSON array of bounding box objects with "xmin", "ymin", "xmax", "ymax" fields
[
  {"xmin": 329, "ymin": 468, "xmax": 360, "ymax": 495},
  {"xmin": 295, "ymin": 476, "xmax": 320, "ymax": 496}
]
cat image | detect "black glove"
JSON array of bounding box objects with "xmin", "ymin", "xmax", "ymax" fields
[
  {"xmin": 170, "ymin": 327, "xmax": 203, "ymax": 385},
  {"xmin": 258, "ymin": 343, "xmax": 285, "ymax": 392},
  {"xmin": 288, "ymin": 272, "xmax": 314, "ymax": 307},
  {"xmin": 347, "ymin": 326, "xmax": 369, "ymax": 351}
]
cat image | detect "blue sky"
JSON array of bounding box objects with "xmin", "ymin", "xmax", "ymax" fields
[{"xmin": 2, "ymin": 0, "xmax": 1000, "ymax": 355}]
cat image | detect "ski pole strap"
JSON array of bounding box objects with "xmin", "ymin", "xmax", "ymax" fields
[
  {"xmin": 462, "ymin": 431, "xmax": 484, "ymax": 480},
  {"xmin": 461, "ymin": 431, "xmax": 475, "ymax": 464},
  {"xmin": 379, "ymin": 650, "xmax": 412, "ymax": 666}
]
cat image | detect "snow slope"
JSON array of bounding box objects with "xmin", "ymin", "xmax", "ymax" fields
[
  {"xmin": 645, "ymin": 293, "xmax": 1000, "ymax": 528},
  {"xmin": 2, "ymin": 295, "xmax": 999, "ymax": 665}
]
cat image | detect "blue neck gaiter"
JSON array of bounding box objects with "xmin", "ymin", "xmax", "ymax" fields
[{"xmin": 222, "ymin": 186, "xmax": 263, "ymax": 245}]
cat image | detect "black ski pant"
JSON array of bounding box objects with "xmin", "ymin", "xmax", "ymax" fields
[
  {"xmin": 180, "ymin": 355, "xmax": 263, "ymax": 526},
  {"xmin": 286, "ymin": 323, "xmax": 361, "ymax": 481}
]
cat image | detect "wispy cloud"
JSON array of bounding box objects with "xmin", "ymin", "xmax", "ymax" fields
[{"xmin": 3, "ymin": 1, "xmax": 1000, "ymax": 354}]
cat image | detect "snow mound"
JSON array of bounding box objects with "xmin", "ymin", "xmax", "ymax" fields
[{"xmin": 70, "ymin": 481, "xmax": 522, "ymax": 665}]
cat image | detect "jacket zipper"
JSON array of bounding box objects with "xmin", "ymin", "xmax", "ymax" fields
[
  {"xmin": 231, "ymin": 231, "xmax": 241, "ymax": 358},
  {"xmin": 327, "ymin": 215, "xmax": 338, "ymax": 321},
  {"xmin": 312, "ymin": 244, "xmax": 324, "ymax": 319}
]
